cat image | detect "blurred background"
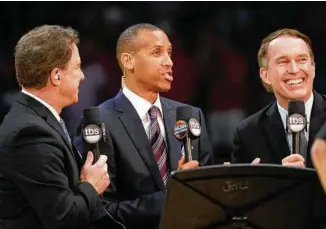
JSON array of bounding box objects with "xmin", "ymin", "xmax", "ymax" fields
[{"xmin": 1, "ymin": 1, "xmax": 326, "ymax": 163}]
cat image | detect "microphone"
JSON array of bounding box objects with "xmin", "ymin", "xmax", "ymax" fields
[
  {"xmin": 286, "ymin": 100, "xmax": 307, "ymax": 155},
  {"xmin": 82, "ymin": 107, "xmax": 107, "ymax": 163},
  {"xmin": 174, "ymin": 107, "xmax": 202, "ymax": 162}
]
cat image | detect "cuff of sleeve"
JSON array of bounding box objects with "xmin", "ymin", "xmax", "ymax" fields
[{"xmin": 77, "ymin": 182, "xmax": 107, "ymax": 221}]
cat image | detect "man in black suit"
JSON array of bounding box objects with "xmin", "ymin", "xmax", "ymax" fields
[
  {"xmin": 0, "ymin": 25, "xmax": 111, "ymax": 229},
  {"xmin": 231, "ymin": 28, "xmax": 326, "ymax": 167},
  {"xmin": 74, "ymin": 23, "xmax": 214, "ymax": 229},
  {"xmin": 231, "ymin": 28, "xmax": 326, "ymax": 228}
]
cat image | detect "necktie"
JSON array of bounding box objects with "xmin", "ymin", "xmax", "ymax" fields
[
  {"xmin": 148, "ymin": 106, "xmax": 168, "ymax": 186},
  {"xmin": 288, "ymin": 131, "xmax": 308, "ymax": 163},
  {"xmin": 299, "ymin": 131, "xmax": 308, "ymax": 164},
  {"xmin": 59, "ymin": 118, "xmax": 82, "ymax": 159},
  {"xmin": 59, "ymin": 118, "xmax": 72, "ymax": 146}
]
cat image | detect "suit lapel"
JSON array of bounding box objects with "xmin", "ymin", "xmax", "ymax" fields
[
  {"xmin": 307, "ymin": 91, "xmax": 326, "ymax": 167},
  {"xmin": 161, "ymin": 98, "xmax": 182, "ymax": 172},
  {"xmin": 262, "ymin": 102, "xmax": 290, "ymax": 163},
  {"xmin": 113, "ymin": 92, "xmax": 164, "ymax": 189},
  {"xmin": 46, "ymin": 116, "xmax": 74, "ymax": 151},
  {"xmin": 16, "ymin": 92, "xmax": 77, "ymax": 162}
]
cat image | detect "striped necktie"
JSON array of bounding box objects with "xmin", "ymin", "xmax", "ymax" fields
[{"xmin": 148, "ymin": 106, "xmax": 168, "ymax": 186}]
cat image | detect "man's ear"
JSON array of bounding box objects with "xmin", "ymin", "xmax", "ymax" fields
[
  {"xmin": 312, "ymin": 60, "xmax": 316, "ymax": 79},
  {"xmin": 49, "ymin": 68, "xmax": 61, "ymax": 86},
  {"xmin": 121, "ymin": 53, "xmax": 134, "ymax": 70},
  {"xmin": 259, "ymin": 67, "xmax": 271, "ymax": 85}
]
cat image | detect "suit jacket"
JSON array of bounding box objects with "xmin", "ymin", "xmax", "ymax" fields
[
  {"xmin": 74, "ymin": 91, "xmax": 214, "ymax": 229},
  {"xmin": 231, "ymin": 90, "xmax": 326, "ymax": 228},
  {"xmin": 0, "ymin": 92, "xmax": 106, "ymax": 229}
]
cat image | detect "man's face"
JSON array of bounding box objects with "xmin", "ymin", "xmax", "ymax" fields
[
  {"xmin": 59, "ymin": 43, "xmax": 85, "ymax": 105},
  {"xmin": 131, "ymin": 29, "xmax": 173, "ymax": 93},
  {"xmin": 260, "ymin": 35, "xmax": 315, "ymax": 103}
]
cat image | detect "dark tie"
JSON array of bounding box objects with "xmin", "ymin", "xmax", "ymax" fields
[
  {"xmin": 300, "ymin": 131, "xmax": 308, "ymax": 164},
  {"xmin": 59, "ymin": 118, "xmax": 82, "ymax": 159},
  {"xmin": 148, "ymin": 106, "xmax": 168, "ymax": 186},
  {"xmin": 59, "ymin": 118, "xmax": 72, "ymax": 146},
  {"xmin": 288, "ymin": 131, "xmax": 308, "ymax": 163}
]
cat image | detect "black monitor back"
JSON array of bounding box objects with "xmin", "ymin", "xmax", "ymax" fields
[{"xmin": 160, "ymin": 164, "xmax": 319, "ymax": 229}]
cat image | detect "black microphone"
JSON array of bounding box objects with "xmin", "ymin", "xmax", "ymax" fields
[
  {"xmin": 83, "ymin": 107, "xmax": 107, "ymax": 163},
  {"xmin": 174, "ymin": 107, "xmax": 202, "ymax": 162},
  {"xmin": 286, "ymin": 100, "xmax": 307, "ymax": 154}
]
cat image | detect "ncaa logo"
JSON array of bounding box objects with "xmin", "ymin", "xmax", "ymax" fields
[
  {"xmin": 83, "ymin": 124, "xmax": 102, "ymax": 144},
  {"xmin": 287, "ymin": 114, "xmax": 306, "ymax": 133},
  {"xmin": 174, "ymin": 120, "xmax": 188, "ymax": 140},
  {"xmin": 188, "ymin": 118, "xmax": 201, "ymax": 137}
]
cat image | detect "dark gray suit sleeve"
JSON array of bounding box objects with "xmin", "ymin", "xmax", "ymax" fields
[
  {"xmin": 198, "ymin": 108, "xmax": 215, "ymax": 166},
  {"xmin": 103, "ymin": 190, "xmax": 166, "ymax": 228},
  {"xmin": 231, "ymin": 126, "xmax": 247, "ymax": 163},
  {"xmin": 74, "ymin": 117, "xmax": 164, "ymax": 228},
  {"xmin": 3, "ymin": 125, "xmax": 105, "ymax": 229}
]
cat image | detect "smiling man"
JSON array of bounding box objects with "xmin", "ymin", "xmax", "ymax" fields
[
  {"xmin": 231, "ymin": 28, "xmax": 326, "ymax": 168},
  {"xmin": 230, "ymin": 28, "xmax": 326, "ymax": 228},
  {"xmin": 74, "ymin": 23, "xmax": 214, "ymax": 229}
]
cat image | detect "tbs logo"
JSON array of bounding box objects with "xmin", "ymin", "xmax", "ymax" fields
[
  {"xmin": 83, "ymin": 124, "xmax": 102, "ymax": 144},
  {"xmin": 188, "ymin": 118, "xmax": 201, "ymax": 137},
  {"xmin": 287, "ymin": 114, "xmax": 306, "ymax": 133}
]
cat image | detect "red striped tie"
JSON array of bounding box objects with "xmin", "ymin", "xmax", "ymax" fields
[{"xmin": 148, "ymin": 106, "xmax": 168, "ymax": 186}]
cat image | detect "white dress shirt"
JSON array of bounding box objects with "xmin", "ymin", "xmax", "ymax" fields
[
  {"xmin": 122, "ymin": 86, "xmax": 166, "ymax": 141},
  {"xmin": 21, "ymin": 89, "xmax": 61, "ymax": 123},
  {"xmin": 277, "ymin": 93, "xmax": 314, "ymax": 153}
]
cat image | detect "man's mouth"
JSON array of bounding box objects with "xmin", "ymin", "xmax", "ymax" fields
[
  {"xmin": 286, "ymin": 78, "xmax": 304, "ymax": 85},
  {"xmin": 163, "ymin": 71, "xmax": 173, "ymax": 82}
]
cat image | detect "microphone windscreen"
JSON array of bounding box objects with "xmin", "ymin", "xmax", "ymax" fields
[
  {"xmin": 288, "ymin": 100, "xmax": 305, "ymax": 116},
  {"xmin": 176, "ymin": 106, "xmax": 192, "ymax": 121},
  {"xmin": 84, "ymin": 107, "xmax": 101, "ymax": 125}
]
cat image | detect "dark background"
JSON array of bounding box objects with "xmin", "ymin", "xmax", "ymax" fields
[{"xmin": 1, "ymin": 2, "xmax": 326, "ymax": 163}]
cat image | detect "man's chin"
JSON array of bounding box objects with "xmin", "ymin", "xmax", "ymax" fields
[
  {"xmin": 158, "ymin": 84, "xmax": 172, "ymax": 92},
  {"xmin": 70, "ymin": 97, "xmax": 79, "ymax": 105},
  {"xmin": 286, "ymin": 90, "xmax": 311, "ymax": 101}
]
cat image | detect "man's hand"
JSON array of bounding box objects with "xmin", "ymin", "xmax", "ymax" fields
[
  {"xmin": 281, "ymin": 154, "xmax": 305, "ymax": 168},
  {"xmin": 177, "ymin": 155, "xmax": 199, "ymax": 170},
  {"xmin": 80, "ymin": 151, "xmax": 110, "ymax": 195},
  {"xmin": 223, "ymin": 158, "xmax": 260, "ymax": 165}
]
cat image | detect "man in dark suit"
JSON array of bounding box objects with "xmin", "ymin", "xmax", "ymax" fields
[
  {"xmin": 231, "ymin": 28, "xmax": 325, "ymax": 167},
  {"xmin": 231, "ymin": 28, "xmax": 326, "ymax": 228},
  {"xmin": 0, "ymin": 25, "xmax": 111, "ymax": 229},
  {"xmin": 74, "ymin": 23, "xmax": 214, "ymax": 229}
]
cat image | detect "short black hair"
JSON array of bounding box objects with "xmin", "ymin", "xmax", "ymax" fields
[{"xmin": 116, "ymin": 23, "xmax": 162, "ymax": 71}]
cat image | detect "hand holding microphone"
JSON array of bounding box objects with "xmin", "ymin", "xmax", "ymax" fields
[
  {"xmin": 281, "ymin": 154, "xmax": 305, "ymax": 168},
  {"xmin": 177, "ymin": 154, "xmax": 199, "ymax": 170},
  {"xmin": 80, "ymin": 107, "xmax": 110, "ymax": 193},
  {"xmin": 284, "ymin": 100, "xmax": 307, "ymax": 168},
  {"xmin": 80, "ymin": 151, "xmax": 110, "ymax": 195}
]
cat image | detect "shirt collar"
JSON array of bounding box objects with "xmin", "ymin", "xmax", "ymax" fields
[
  {"xmin": 122, "ymin": 86, "xmax": 163, "ymax": 121},
  {"xmin": 277, "ymin": 93, "xmax": 314, "ymax": 131},
  {"xmin": 21, "ymin": 89, "xmax": 61, "ymax": 122}
]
